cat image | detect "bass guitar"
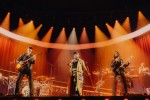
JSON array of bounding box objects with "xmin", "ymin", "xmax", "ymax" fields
[
  {"xmin": 16, "ymin": 52, "xmax": 41, "ymax": 72},
  {"xmin": 115, "ymin": 56, "xmax": 133, "ymax": 74}
]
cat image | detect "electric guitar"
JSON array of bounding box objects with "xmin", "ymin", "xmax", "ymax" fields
[
  {"xmin": 16, "ymin": 52, "xmax": 41, "ymax": 72},
  {"xmin": 115, "ymin": 56, "xmax": 133, "ymax": 74}
]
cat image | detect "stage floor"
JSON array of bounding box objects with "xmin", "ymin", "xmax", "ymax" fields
[{"xmin": 0, "ymin": 96, "xmax": 150, "ymax": 100}]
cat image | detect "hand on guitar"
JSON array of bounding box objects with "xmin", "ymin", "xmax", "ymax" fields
[{"xmin": 18, "ymin": 61, "xmax": 24, "ymax": 65}]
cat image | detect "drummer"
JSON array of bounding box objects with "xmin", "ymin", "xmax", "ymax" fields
[{"xmin": 139, "ymin": 62, "xmax": 149, "ymax": 74}]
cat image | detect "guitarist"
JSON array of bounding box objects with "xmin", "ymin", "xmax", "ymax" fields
[
  {"xmin": 110, "ymin": 51, "xmax": 131, "ymax": 96},
  {"xmin": 15, "ymin": 46, "xmax": 36, "ymax": 96}
]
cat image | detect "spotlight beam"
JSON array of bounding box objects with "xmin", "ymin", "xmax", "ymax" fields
[{"xmin": 0, "ymin": 24, "xmax": 150, "ymax": 50}]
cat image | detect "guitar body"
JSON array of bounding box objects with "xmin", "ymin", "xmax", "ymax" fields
[
  {"xmin": 113, "ymin": 56, "xmax": 133, "ymax": 75},
  {"xmin": 112, "ymin": 60, "xmax": 123, "ymax": 75},
  {"xmin": 15, "ymin": 52, "xmax": 41, "ymax": 72},
  {"xmin": 115, "ymin": 67, "xmax": 124, "ymax": 75},
  {"xmin": 16, "ymin": 63, "xmax": 26, "ymax": 72}
]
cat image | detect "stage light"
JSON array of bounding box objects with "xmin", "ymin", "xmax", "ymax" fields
[
  {"xmin": 68, "ymin": 28, "xmax": 78, "ymax": 44},
  {"xmin": 47, "ymin": 27, "xmax": 71, "ymax": 82},
  {"xmin": 26, "ymin": 24, "xmax": 42, "ymax": 39},
  {"xmin": 80, "ymin": 27, "xmax": 89, "ymax": 43},
  {"xmin": 137, "ymin": 11, "xmax": 149, "ymax": 30},
  {"xmin": 105, "ymin": 23, "xmax": 114, "ymax": 38},
  {"xmin": 94, "ymin": 25, "xmax": 109, "ymax": 67},
  {"xmin": 122, "ymin": 17, "xmax": 131, "ymax": 33},
  {"xmin": 18, "ymin": 18, "xmax": 24, "ymax": 27},
  {"xmin": 1, "ymin": 24, "xmax": 150, "ymax": 49},
  {"xmin": 41, "ymin": 27, "xmax": 53, "ymax": 42},
  {"xmin": 95, "ymin": 25, "xmax": 108, "ymax": 42},
  {"xmin": 0, "ymin": 12, "xmax": 10, "ymax": 30},
  {"xmin": 14, "ymin": 20, "xmax": 35, "ymax": 35},
  {"xmin": 112, "ymin": 20, "xmax": 128, "ymax": 38},
  {"xmin": 55, "ymin": 27, "xmax": 67, "ymax": 43}
]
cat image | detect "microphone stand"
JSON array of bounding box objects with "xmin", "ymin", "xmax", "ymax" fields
[
  {"xmin": 48, "ymin": 63, "xmax": 54, "ymax": 96},
  {"xmin": 48, "ymin": 63, "xmax": 54, "ymax": 78},
  {"xmin": 85, "ymin": 62, "xmax": 95, "ymax": 93}
]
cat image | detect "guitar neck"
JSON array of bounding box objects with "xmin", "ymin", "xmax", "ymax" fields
[{"xmin": 24, "ymin": 53, "xmax": 38, "ymax": 62}]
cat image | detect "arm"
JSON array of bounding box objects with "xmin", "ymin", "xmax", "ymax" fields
[
  {"xmin": 68, "ymin": 60, "xmax": 73, "ymax": 67},
  {"xmin": 68, "ymin": 60, "xmax": 73, "ymax": 76},
  {"xmin": 29, "ymin": 54, "xmax": 36, "ymax": 64},
  {"xmin": 121, "ymin": 59, "xmax": 130, "ymax": 68},
  {"xmin": 110, "ymin": 59, "xmax": 115, "ymax": 68},
  {"xmin": 16, "ymin": 54, "xmax": 25, "ymax": 63},
  {"xmin": 82, "ymin": 60, "xmax": 90, "ymax": 75}
]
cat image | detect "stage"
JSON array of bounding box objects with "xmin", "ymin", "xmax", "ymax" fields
[{"xmin": 0, "ymin": 1, "xmax": 150, "ymax": 100}]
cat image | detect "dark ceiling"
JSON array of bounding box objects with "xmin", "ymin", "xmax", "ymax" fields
[{"xmin": 0, "ymin": 0, "xmax": 150, "ymax": 41}]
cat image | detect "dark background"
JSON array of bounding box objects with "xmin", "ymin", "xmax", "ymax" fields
[{"xmin": 0, "ymin": 0, "xmax": 150, "ymax": 42}]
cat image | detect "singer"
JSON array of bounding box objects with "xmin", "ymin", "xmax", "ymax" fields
[{"xmin": 67, "ymin": 52, "xmax": 90, "ymax": 96}]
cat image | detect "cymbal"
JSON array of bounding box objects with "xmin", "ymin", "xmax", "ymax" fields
[
  {"xmin": 92, "ymin": 69, "xmax": 111, "ymax": 75},
  {"xmin": 126, "ymin": 75, "xmax": 139, "ymax": 78},
  {"xmin": 36, "ymin": 76, "xmax": 55, "ymax": 81},
  {"xmin": 49, "ymin": 77, "xmax": 55, "ymax": 80},
  {"xmin": 9, "ymin": 75, "xmax": 17, "ymax": 79},
  {"xmin": 109, "ymin": 75, "xmax": 138, "ymax": 78},
  {"xmin": 36, "ymin": 76, "xmax": 48, "ymax": 80},
  {"xmin": 45, "ymin": 77, "xmax": 55, "ymax": 81}
]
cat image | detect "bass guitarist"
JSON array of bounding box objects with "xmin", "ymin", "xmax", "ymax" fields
[
  {"xmin": 110, "ymin": 51, "xmax": 131, "ymax": 96},
  {"xmin": 15, "ymin": 46, "xmax": 36, "ymax": 96}
]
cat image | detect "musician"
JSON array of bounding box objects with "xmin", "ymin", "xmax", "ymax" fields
[
  {"xmin": 15, "ymin": 46, "xmax": 36, "ymax": 96},
  {"xmin": 67, "ymin": 52, "xmax": 90, "ymax": 96},
  {"xmin": 139, "ymin": 62, "xmax": 149, "ymax": 75},
  {"xmin": 139, "ymin": 62, "xmax": 150, "ymax": 91},
  {"xmin": 110, "ymin": 51, "xmax": 131, "ymax": 96}
]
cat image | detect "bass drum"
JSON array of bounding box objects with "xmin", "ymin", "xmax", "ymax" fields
[{"xmin": 21, "ymin": 86, "xmax": 30, "ymax": 97}]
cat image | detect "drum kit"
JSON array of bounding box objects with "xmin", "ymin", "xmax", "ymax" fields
[
  {"xmin": 20, "ymin": 75, "xmax": 55, "ymax": 96},
  {"xmin": 92, "ymin": 67, "xmax": 112, "ymax": 92},
  {"xmin": 0, "ymin": 72, "xmax": 55, "ymax": 97},
  {"xmin": 93, "ymin": 65, "xmax": 137, "ymax": 94}
]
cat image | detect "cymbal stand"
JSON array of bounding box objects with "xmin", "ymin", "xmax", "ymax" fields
[
  {"xmin": 48, "ymin": 63, "xmax": 54, "ymax": 96},
  {"xmin": 95, "ymin": 72, "xmax": 105, "ymax": 93}
]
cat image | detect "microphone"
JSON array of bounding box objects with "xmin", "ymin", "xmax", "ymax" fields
[
  {"xmin": 10, "ymin": 60, "xmax": 16, "ymax": 64},
  {"xmin": 48, "ymin": 63, "xmax": 54, "ymax": 66}
]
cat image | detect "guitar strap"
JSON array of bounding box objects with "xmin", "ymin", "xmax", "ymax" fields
[
  {"xmin": 22, "ymin": 53, "xmax": 31, "ymax": 68},
  {"xmin": 23, "ymin": 53, "xmax": 27, "ymax": 61}
]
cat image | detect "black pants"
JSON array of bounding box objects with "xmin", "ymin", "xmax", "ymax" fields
[
  {"xmin": 15, "ymin": 68, "xmax": 33, "ymax": 96},
  {"xmin": 113, "ymin": 72, "xmax": 127, "ymax": 96},
  {"xmin": 69, "ymin": 75, "xmax": 80, "ymax": 96}
]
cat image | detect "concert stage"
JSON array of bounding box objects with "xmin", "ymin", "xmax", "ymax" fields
[{"xmin": 0, "ymin": 95, "xmax": 149, "ymax": 100}]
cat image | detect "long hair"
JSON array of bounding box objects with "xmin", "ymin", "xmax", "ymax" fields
[{"xmin": 114, "ymin": 51, "xmax": 119, "ymax": 58}]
